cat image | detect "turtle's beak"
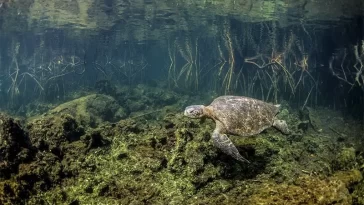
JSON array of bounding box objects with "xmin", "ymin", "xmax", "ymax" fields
[
  {"xmin": 183, "ymin": 107, "xmax": 191, "ymax": 117},
  {"xmin": 183, "ymin": 109, "xmax": 188, "ymax": 116}
]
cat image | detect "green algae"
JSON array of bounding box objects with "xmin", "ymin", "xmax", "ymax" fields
[
  {"xmin": 0, "ymin": 85, "xmax": 363, "ymax": 204},
  {"xmin": 333, "ymin": 147, "xmax": 357, "ymax": 171},
  {"xmin": 247, "ymin": 170, "xmax": 360, "ymax": 205},
  {"xmin": 42, "ymin": 94, "xmax": 125, "ymax": 127}
]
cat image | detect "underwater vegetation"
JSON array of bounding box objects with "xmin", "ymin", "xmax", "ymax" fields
[{"xmin": 0, "ymin": 84, "xmax": 363, "ymax": 204}]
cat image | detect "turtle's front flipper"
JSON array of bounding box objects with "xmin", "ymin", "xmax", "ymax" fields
[{"xmin": 212, "ymin": 129, "xmax": 250, "ymax": 163}]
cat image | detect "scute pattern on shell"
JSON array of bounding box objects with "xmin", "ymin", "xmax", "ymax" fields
[{"xmin": 209, "ymin": 96, "xmax": 279, "ymax": 136}]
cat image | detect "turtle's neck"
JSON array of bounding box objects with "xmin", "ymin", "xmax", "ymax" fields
[{"xmin": 203, "ymin": 106, "xmax": 216, "ymax": 120}]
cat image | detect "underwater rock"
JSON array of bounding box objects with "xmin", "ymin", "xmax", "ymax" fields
[
  {"xmin": 95, "ymin": 80, "xmax": 117, "ymax": 96},
  {"xmin": 13, "ymin": 104, "xmax": 362, "ymax": 204},
  {"xmin": 126, "ymin": 99, "xmax": 145, "ymax": 112},
  {"xmin": 333, "ymin": 169, "xmax": 363, "ymax": 187},
  {"xmin": 43, "ymin": 94, "xmax": 126, "ymax": 127},
  {"xmin": 17, "ymin": 151, "xmax": 63, "ymax": 189},
  {"xmin": 14, "ymin": 112, "xmax": 91, "ymax": 203},
  {"xmin": 247, "ymin": 170, "xmax": 362, "ymax": 205},
  {"xmin": 82, "ymin": 129, "xmax": 110, "ymax": 151},
  {"xmin": 0, "ymin": 178, "xmax": 29, "ymax": 204},
  {"xmin": 114, "ymin": 107, "xmax": 128, "ymax": 119},
  {"xmin": 24, "ymin": 102, "xmax": 55, "ymax": 118},
  {"xmin": 302, "ymin": 107, "xmax": 323, "ymax": 132},
  {"xmin": 333, "ymin": 147, "xmax": 357, "ymax": 171},
  {"xmin": 27, "ymin": 112, "xmax": 88, "ymax": 177},
  {"xmin": 0, "ymin": 89, "xmax": 358, "ymax": 204},
  {"xmin": 115, "ymin": 84, "xmax": 181, "ymax": 116},
  {"xmin": 0, "ymin": 113, "xmax": 33, "ymax": 179},
  {"xmin": 352, "ymin": 178, "xmax": 364, "ymax": 204},
  {"xmin": 27, "ymin": 114, "xmax": 85, "ymax": 156}
]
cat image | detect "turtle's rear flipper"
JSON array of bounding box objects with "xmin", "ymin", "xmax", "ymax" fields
[{"xmin": 212, "ymin": 130, "xmax": 250, "ymax": 163}]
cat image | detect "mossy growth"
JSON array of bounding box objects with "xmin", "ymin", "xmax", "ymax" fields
[
  {"xmin": 352, "ymin": 179, "xmax": 364, "ymax": 204},
  {"xmin": 333, "ymin": 147, "xmax": 357, "ymax": 171},
  {"xmin": 247, "ymin": 169, "xmax": 362, "ymax": 205},
  {"xmin": 42, "ymin": 94, "xmax": 125, "ymax": 127},
  {"xmin": 0, "ymin": 90, "xmax": 363, "ymax": 204}
]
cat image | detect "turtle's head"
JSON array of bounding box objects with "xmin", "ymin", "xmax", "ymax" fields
[{"xmin": 184, "ymin": 105, "xmax": 205, "ymax": 118}]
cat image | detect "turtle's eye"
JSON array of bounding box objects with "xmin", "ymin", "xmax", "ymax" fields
[
  {"xmin": 191, "ymin": 109, "xmax": 202, "ymax": 117},
  {"xmin": 186, "ymin": 109, "xmax": 197, "ymax": 117},
  {"xmin": 189, "ymin": 110, "xmax": 196, "ymax": 115}
]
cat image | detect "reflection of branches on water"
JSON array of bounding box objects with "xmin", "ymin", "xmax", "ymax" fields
[
  {"xmin": 240, "ymin": 24, "xmax": 318, "ymax": 105},
  {"xmin": 4, "ymin": 49, "xmax": 86, "ymax": 104},
  {"xmin": 46, "ymin": 55, "xmax": 85, "ymax": 82},
  {"xmin": 28, "ymin": 54, "xmax": 85, "ymax": 89},
  {"xmin": 244, "ymin": 50, "xmax": 296, "ymax": 103},
  {"xmin": 92, "ymin": 53, "xmax": 148, "ymax": 85},
  {"xmin": 330, "ymin": 40, "xmax": 364, "ymax": 89},
  {"xmin": 121, "ymin": 58, "xmax": 148, "ymax": 84},
  {"xmin": 3, "ymin": 40, "xmax": 149, "ymax": 107}
]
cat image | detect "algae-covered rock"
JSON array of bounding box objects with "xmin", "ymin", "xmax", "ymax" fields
[
  {"xmin": 0, "ymin": 89, "xmax": 362, "ymax": 204},
  {"xmin": 0, "ymin": 112, "xmax": 89, "ymax": 204},
  {"xmin": 24, "ymin": 111, "xmax": 229, "ymax": 204},
  {"xmin": 13, "ymin": 111, "xmax": 93, "ymax": 204},
  {"xmin": 333, "ymin": 147, "xmax": 357, "ymax": 171},
  {"xmin": 247, "ymin": 170, "xmax": 362, "ymax": 205},
  {"xmin": 25, "ymin": 112, "xmax": 90, "ymax": 184},
  {"xmin": 95, "ymin": 80, "xmax": 117, "ymax": 96},
  {"xmin": 116, "ymin": 84, "xmax": 181, "ymax": 115},
  {"xmin": 27, "ymin": 114, "xmax": 85, "ymax": 154},
  {"xmin": 303, "ymin": 107, "xmax": 323, "ymax": 132},
  {"xmin": 0, "ymin": 179, "xmax": 27, "ymax": 204},
  {"xmin": 44, "ymin": 94, "xmax": 125, "ymax": 127},
  {"xmin": 352, "ymin": 179, "xmax": 364, "ymax": 205},
  {"xmin": 0, "ymin": 113, "xmax": 33, "ymax": 179},
  {"xmin": 333, "ymin": 169, "xmax": 363, "ymax": 187}
]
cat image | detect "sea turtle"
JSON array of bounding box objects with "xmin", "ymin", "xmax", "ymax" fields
[{"xmin": 184, "ymin": 95, "xmax": 290, "ymax": 163}]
